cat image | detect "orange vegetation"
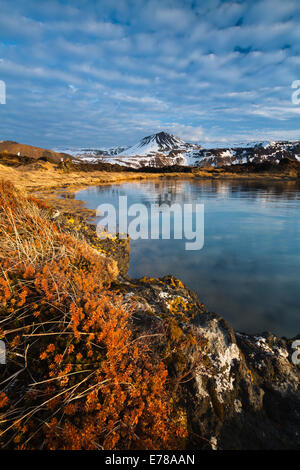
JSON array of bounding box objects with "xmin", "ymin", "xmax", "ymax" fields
[{"xmin": 0, "ymin": 181, "xmax": 187, "ymax": 449}]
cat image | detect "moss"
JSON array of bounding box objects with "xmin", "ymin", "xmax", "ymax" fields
[
  {"xmin": 208, "ymin": 385, "xmax": 225, "ymax": 422},
  {"xmin": 168, "ymin": 296, "xmax": 189, "ymax": 316},
  {"xmin": 167, "ymin": 351, "xmax": 189, "ymax": 376},
  {"xmin": 169, "ymin": 320, "xmax": 183, "ymax": 341}
]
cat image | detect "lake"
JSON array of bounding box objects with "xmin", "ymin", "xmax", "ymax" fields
[{"xmin": 76, "ymin": 178, "xmax": 300, "ymax": 337}]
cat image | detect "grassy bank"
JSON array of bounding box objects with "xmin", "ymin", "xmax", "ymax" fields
[
  {"xmin": 1, "ymin": 152, "xmax": 299, "ymax": 196},
  {"xmin": 1, "ymin": 152, "xmax": 299, "ymax": 220},
  {"xmin": 0, "ymin": 181, "xmax": 190, "ymax": 449}
]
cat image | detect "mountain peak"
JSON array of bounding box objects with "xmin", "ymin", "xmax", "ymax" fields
[
  {"xmin": 112, "ymin": 130, "xmax": 201, "ymax": 166},
  {"xmin": 138, "ymin": 131, "xmax": 185, "ymax": 150}
]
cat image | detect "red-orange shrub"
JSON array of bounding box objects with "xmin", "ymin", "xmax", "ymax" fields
[{"xmin": 0, "ymin": 181, "xmax": 187, "ymax": 449}]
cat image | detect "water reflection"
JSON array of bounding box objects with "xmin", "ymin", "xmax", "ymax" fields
[{"xmin": 76, "ymin": 178, "xmax": 300, "ymax": 337}]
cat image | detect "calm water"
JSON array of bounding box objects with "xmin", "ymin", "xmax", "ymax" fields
[{"xmin": 76, "ymin": 179, "xmax": 300, "ymax": 337}]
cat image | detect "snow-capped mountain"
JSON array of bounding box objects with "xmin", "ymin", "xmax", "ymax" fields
[
  {"xmin": 192, "ymin": 141, "xmax": 300, "ymax": 167},
  {"xmin": 102, "ymin": 132, "xmax": 201, "ymax": 168},
  {"xmin": 53, "ymin": 134, "xmax": 300, "ymax": 168},
  {"xmin": 119, "ymin": 132, "xmax": 198, "ymax": 155},
  {"xmin": 53, "ymin": 132, "xmax": 199, "ymax": 166},
  {"xmin": 52, "ymin": 146, "xmax": 129, "ymax": 163}
]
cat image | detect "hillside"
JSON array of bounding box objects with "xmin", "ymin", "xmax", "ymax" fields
[
  {"xmin": 53, "ymin": 146, "xmax": 129, "ymax": 162},
  {"xmin": 0, "ymin": 141, "xmax": 72, "ymax": 163},
  {"xmin": 0, "ymin": 181, "xmax": 189, "ymax": 449}
]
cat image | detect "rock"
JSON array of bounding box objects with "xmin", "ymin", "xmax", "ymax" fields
[
  {"xmin": 56, "ymin": 215, "xmax": 131, "ymax": 276},
  {"xmin": 188, "ymin": 313, "xmax": 300, "ymax": 449},
  {"xmin": 119, "ymin": 275, "xmax": 300, "ymax": 450},
  {"xmin": 98, "ymin": 234, "xmax": 130, "ymax": 277}
]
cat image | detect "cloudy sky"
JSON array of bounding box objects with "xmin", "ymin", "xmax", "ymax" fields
[{"xmin": 0, "ymin": 0, "xmax": 299, "ymax": 148}]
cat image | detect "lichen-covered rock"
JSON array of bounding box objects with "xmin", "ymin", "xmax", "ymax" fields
[
  {"xmin": 189, "ymin": 313, "xmax": 300, "ymax": 449},
  {"xmin": 54, "ymin": 214, "xmax": 131, "ymax": 276},
  {"xmin": 119, "ymin": 275, "xmax": 300, "ymax": 450}
]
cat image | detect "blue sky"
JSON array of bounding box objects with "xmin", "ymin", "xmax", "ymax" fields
[{"xmin": 0, "ymin": 0, "xmax": 299, "ymax": 148}]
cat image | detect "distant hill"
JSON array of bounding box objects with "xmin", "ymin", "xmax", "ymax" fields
[
  {"xmin": 53, "ymin": 146, "xmax": 129, "ymax": 161},
  {"xmin": 0, "ymin": 141, "xmax": 72, "ymax": 163}
]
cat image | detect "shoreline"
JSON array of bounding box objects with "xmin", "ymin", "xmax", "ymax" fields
[
  {"xmin": 1, "ymin": 172, "xmax": 300, "ymax": 449},
  {"xmin": 2, "ymin": 164, "xmax": 296, "ymax": 219},
  {"xmin": 2, "ymin": 161, "xmax": 299, "ymax": 191},
  {"xmin": 36, "ymin": 171, "xmax": 300, "ymax": 220}
]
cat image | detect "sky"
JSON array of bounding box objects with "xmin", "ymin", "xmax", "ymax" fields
[{"xmin": 0, "ymin": 0, "xmax": 300, "ymax": 149}]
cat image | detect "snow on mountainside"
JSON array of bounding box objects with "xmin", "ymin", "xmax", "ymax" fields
[
  {"xmin": 53, "ymin": 132, "xmax": 201, "ymax": 167},
  {"xmin": 53, "ymin": 134, "xmax": 300, "ymax": 168},
  {"xmin": 119, "ymin": 132, "xmax": 198, "ymax": 156},
  {"xmin": 104, "ymin": 132, "xmax": 201, "ymax": 167},
  {"xmin": 52, "ymin": 146, "xmax": 129, "ymax": 162},
  {"xmin": 192, "ymin": 140, "xmax": 300, "ymax": 167}
]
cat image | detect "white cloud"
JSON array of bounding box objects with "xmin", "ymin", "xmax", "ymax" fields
[
  {"xmin": 166, "ymin": 124, "xmax": 204, "ymax": 142},
  {"xmin": 0, "ymin": 0, "xmax": 300, "ymax": 147}
]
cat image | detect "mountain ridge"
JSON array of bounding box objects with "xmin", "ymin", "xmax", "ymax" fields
[
  {"xmin": 192, "ymin": 140, "xmax": 300, "ymax": 167},
  {"xmin": 67, "ymin": 132, "xmax": 300, "ymax": 168},
  {"xmin": 10, "ymin": 131, "xmax": 299, "ymax": 168}
]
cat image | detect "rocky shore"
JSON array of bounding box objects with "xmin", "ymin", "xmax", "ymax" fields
[
  {"xmin": 103, "ymin": 227, "xmax": 300, "ymax": 450},
  {"xmin": 1, "ymin": 180, "xmax": 299, "ymax": 449},
  {"xmin": 54, "ymin": 210, "xmax": 300, "ymax": 449},
  {"xmin": 121, "ymin": 277, "xmax": 300, "ymax": 449},
  {"xmin": 38, "ymin": 197, "xmax": 300, "ymax": 450}
]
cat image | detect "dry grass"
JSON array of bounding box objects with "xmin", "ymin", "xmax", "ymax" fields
[
  {"xmin": 0, "ymin": 162, "xmax": 195, "ymax": 193},
  {"xmin": 0, "ymin": 181, "xmax": 118, "ymax": 278},
  {"xmin": 1, "ymin": 157, "xmax": 297, "ymax": 223},
  {"xmin": 0, "ymin": 180, "xmax": 188, "ymax": 450},
  {"xmin": 1, "ymin": 160, "xmax": 296, "ymax": 195}
]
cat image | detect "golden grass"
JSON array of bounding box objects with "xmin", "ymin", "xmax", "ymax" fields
[
  {"xmin": 1, "ymin": 159, "xmax": 298, "ymax": 221},
  {"xmin": 1, "ymin": 160, "xmax": 296, "ymax": 196},
  {"xmin": 0, "ymin": 181, "xmax": 188, "ymax": 449},
  {"xmin": 0, "ymin": 162, "xmax": 192, "ymax": 192}
]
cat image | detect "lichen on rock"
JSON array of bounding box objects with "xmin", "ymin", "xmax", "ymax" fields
[{"xmin": 117, "ymin": 274, "xmax": 300, "ymax": 450}]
